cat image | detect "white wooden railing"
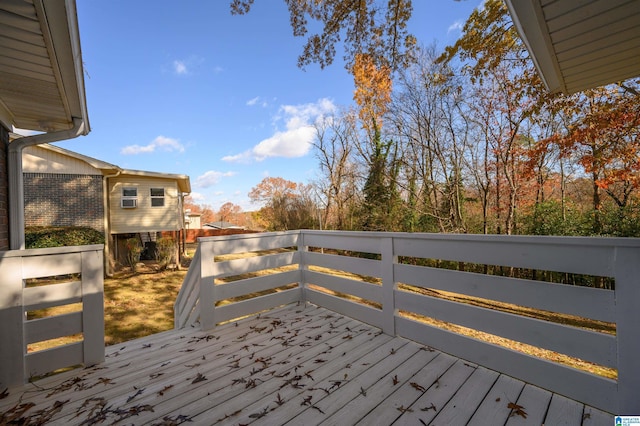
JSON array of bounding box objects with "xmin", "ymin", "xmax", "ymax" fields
[
  {"xmin": 175, "ymin": 230, "xmax": 640, "ymax": 414},
  {"xmin": 0, "ymin": 245, "xmax": 105, "ymax": 387}
]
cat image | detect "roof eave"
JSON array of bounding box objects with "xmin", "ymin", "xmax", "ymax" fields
[
  {"xmin": 504, "ymin": 0, "xmax": 565, "ymax": 94},
  {"xmin": 119, "ymin": 169, "xmax": 192, "ymax": 194},
  {"xmin": 39, "ymin": 0, "xmax": 90, "ymax": 134}
]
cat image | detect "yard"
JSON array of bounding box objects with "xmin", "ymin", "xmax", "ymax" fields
[{"xmin": 103, "ymin": 264, "xmax": 187, "ymax": 345}]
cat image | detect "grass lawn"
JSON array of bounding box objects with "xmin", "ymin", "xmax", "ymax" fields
[{"xmin": 103, "ymin": 264, "xmax": 187, "ymax": 346}]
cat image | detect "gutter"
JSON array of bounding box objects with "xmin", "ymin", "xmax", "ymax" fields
[
  {"xmin": 8, "ymin": 117, "xmax": 87, "ymax": 249},
  {"xmin": 102, "ymin": 169, "xmax": 122, "ymax": 276}
]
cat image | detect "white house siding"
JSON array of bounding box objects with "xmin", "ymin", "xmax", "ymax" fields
[
  {"xmin": 23, "ymin": 146, "xmax": 102, "ymax": 175},
  {"xmin": 109, "ymin": 176, "xmax": 182, "ymax": 234}
]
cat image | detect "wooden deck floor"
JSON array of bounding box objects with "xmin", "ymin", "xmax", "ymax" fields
[{"xmin": 1, "ymin": 303, "xmax": 612, "ymax": 425}]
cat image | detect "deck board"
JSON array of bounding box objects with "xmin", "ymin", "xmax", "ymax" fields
[{"xmin": 0, "ymin": 303, "xmax": 614, "ymax": 425}]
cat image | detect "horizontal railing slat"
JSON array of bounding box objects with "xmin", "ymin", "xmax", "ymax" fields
[
  {"xmin": 25, "ymin": 342, "xmax": 84, "ymax": 379},
  {"xmin": 306, "ymin": 270, "xmax": 383, "ymax": 305},
  {"xmin": 214, "ymin": 270, "xmax": 301, "ymax": 301},
  {"xmin": 199, "ymin": 232, "xmax": 299, "ymax": 254},
  {"xmin": 305, "ymin": 288, "xmax": 383, "ymax": 330},
  {"xmin": 305, "ymin": 251, "xmax": 381, "ymax": 278},
  {"xmin": 212, "ymin": 251, "xmax": 298, "ymax": 278},
  {"xmin": 395, "ymin": 290, "xmax": 617, "ymax": 368},
  {"xmin": 302, "ymin": 232, "xmax": 382, "ymax": 254},
  {"xmin": 23, "ymin": 281, "xmax": 82, "ymax": 311},
  {"xmin": 214, "ymin": 288, "xmax": 300, "ymax": 324},
  {"xmin": 20, "ymin": 252, "xmax": 82, "ymax": 279},
  {"xmin": 393, "ymin": 235, "xmax": 616, "ymax": 277},
  {"xmin": 394, "ymin": 263, "xmax": 616, "ymax": 323},
  {"xmin": 395, "ymin": 316, "xmax": 616, "ymax": 412},
  {"xmin": 25, "ymin": 312, "xmax": 83, "ymax": 344}
]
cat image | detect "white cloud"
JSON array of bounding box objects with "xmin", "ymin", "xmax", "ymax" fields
[
  {"xmin": 188, "ymin": 191, "xmax": 205, "ymax": 201},
  {"xmin": 195, "ymin": 170, "xmax": 237, "ymax": 188},
  {"xmin": 171, "ymin": 56, "xmax": 205, "ymax": 75},
  {"xmin": 121, "ymin": 135, "xmax": 185, "ymax": 155},
  {"xmin": 447, "ymin": 20, "xmax": 464, "ymax": 34},
  {"xmin": 223, "ymin": 98, "xmax": 336, "ymax": 163},
  {"xmin": 173, "ymin": 60, "xmax": 188, "ymax": 75},
  {"xmin": 246, "ymin": 96, "xmax": 268, "ymax": 107}
]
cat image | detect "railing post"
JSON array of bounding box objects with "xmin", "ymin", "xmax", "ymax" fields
[
  {"xmin": 298, "ymin": 231, "xmax": 308, "ymax": 303},
  {"xmin": 0, "ymin": 256, "xmax": 25, "ymax": 386},
  {"xmin": 613, "ymin": 246, "xmax": 640, "ymax": 414},
  {"xmin": 81, "ymin": 249, "xmax": 105, "ymax": 366},
  {"xmin": 381, "ymin": 237, "xmax": 396, "ymax": 336},
  {"xmin": 199, "ymin": 241, "xmax": 216, "ymax": 330}
]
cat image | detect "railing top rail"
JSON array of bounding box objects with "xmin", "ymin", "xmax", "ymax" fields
[
  {"xmin": 196, "ymin": 231, "xmax": 294, "ymax": 243},
  {"xmin": 299, "ymin": 230, "xmax": 640, "ymax": 248},
  {"xmin": 0, "ymin": 244, "xmax": 105, "ymax": 259},
  {"xmin": 196, "ymin": 229, "xmax": 640, "ymax": 248}
]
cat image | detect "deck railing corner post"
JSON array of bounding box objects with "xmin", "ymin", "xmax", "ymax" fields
[
  {"xmin": 0, "ymin": 255, "xmax": 26, "ymax": 386},
  {"xmin": 613, "ymin": 245, "xmax": 640, "ymax": 414},
  {"xmin": 81, "ymin": 248, "xmax": 105, "ymax": 366}
]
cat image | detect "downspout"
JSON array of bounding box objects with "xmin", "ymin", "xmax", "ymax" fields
[
  {"xmin": 8, "ymin": 117, "xmax": 87, "ymax": 249},
  {"xmin": 102, "ymin": 169, "xmax": 122, "ymax": 276}
]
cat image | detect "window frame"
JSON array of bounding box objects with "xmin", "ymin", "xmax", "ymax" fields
[
  {"xmin": 121, "ymin": 187, "xmax": 138, "ymax": 208},
  {"xmin": 150, "ymin": 187, "xmax": 165, "ymax": 207}
]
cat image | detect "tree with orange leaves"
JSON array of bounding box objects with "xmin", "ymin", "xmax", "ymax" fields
[
  {"xmin": 249, "ymin": 177, "xmax": 317, "ymax": 230},
  {"xmin": 351, "ymin": 52, "xmax": 399, "ymax": 230},
  {"xmin": 544, "ymin": 82, "xmax": 640, "ymax": 233}
]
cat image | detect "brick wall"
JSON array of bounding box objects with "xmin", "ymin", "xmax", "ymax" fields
[
  {"xmin": 24, "ymin": 173, "xmax": 104, "ymax": 232},
  {"xmin": 0, "ymin": 126, "xmax": 8, "ymax": 250}
]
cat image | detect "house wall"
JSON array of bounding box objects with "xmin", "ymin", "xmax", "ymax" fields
[
  {"xmin": 0, "ymin": 126, "xmax": 9, "ymax": 251},
  {"xmin": 23, "ymin": 173, "xmax": 104, "ymax": 232},
  {"xmin": 186, "ymin": 214, "xmax": 201, "ymax": 229},
  {"xmin": 109, "ymin": 176, "xmax": 182, "ymax": 234},
  {"xmin": 23, "ymin": 146, "xmax": 102, "ymax": 175}
]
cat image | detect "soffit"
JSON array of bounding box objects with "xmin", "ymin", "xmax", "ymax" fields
[
  {"xmin": 0, "ymin": 0, "xmax": 88, "ymax": 132},
  {"xmin": 506, "ymin": 0, "xmax": 640, "ymax": 94}
]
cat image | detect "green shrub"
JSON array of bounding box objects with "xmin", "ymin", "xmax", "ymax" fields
[
  {"xmin": 156, "ymin": 237, "xmax": 175, "ymax": 268},
  {"xmin": 25, "ymin": 226, "xmax": 104, "ymax": 249},
  {"xmin": 125, "ymin": 237, "xmax": 143, "ymax": 272}
]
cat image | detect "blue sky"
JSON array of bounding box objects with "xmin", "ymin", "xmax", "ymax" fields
[{"xmin": 56, "ymin": 1, "xmax": 479, "ymax": 211}]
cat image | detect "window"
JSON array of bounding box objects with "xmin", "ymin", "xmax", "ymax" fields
[
  {"xmin": 121, "ymin": 187, "xmax": 137, "ymax": 208},
  {"xmin": 150, "ymin": 188, "xmax": 165, "ymax": 207}
]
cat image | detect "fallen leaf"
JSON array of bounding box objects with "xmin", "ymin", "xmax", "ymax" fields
[
  {"xmin": 508, "ymin": 402, "xmax": 528, "ymax": 419},
  {"xmin": 410, "ymin": 382, "xmax": 426, "ymax": 392},
  {"xmin": 191, "ymin": 373, "xmax": 207, "ymax": 384}
]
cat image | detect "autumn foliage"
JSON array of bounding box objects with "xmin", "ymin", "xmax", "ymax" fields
[{"xmin": 232, "ymin": 0, "xmax": 640, "ymax": 238}]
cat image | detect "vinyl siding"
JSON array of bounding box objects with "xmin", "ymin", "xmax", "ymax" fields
[
  {"xmin": 23, "ymin": 145, "xmax": 102, "ymax": 175},
  {"xmin": 109, "ymin": 176, "xmax": 182, "ymax": 234}
]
